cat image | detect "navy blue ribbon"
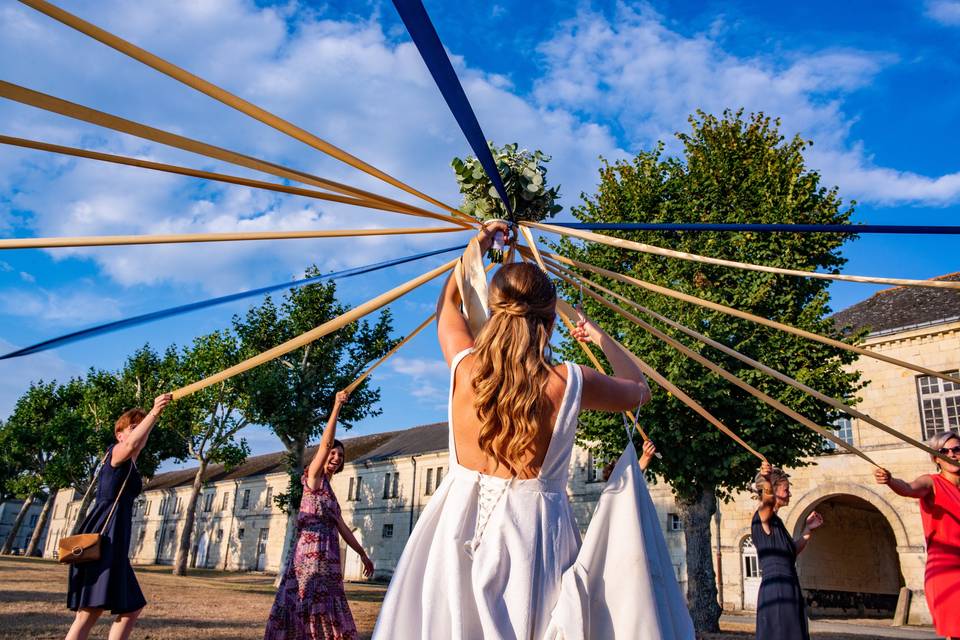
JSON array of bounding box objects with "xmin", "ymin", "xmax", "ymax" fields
[
  {"xmin": 1, "ymin": 243, "xmax": 466, "ymax": 359},
  {"xmin": 547, "ymin": 222, "xmax": 960, "ymax": 235},
  {"xmin": 392, "ymin": 0, "xmax": 512, "ymax": 219}
]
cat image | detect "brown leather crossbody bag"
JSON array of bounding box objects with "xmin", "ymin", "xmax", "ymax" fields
[{"xmin": 58, "ymin": 451, "xmax": 133, "ymax": 565}]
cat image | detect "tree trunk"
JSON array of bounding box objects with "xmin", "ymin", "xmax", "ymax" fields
[
  {"xmin": 273, "ymin": 441, "xmax": 305, "ymax": 587},
  {"xmin": 679, "ymin": 487, "xmax": 722, "ymax": 633},
  {"xmin": 25, "ymin": 492, "xmax": 55, "ymax": 557},
  {"xmin": 1, "ymin": 495, "xmax": 36, "ymax": 555},
  {"xmin": 172, "ymin": 460, "xmax": 207, "ymax": 576}
]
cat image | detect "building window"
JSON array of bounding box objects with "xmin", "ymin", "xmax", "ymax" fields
[
  {"xmin": 159, "ymin": 497, "xmax": 166, "ymax": 515},
  {"xmin": 348, "ymin": 477, "xmax": 355, "ymax": 501},
  {"xmin": 355, "ymin": 477, "xmax": 363, "ymax": 502},
  {"xmin": 742, "ymin": 536, "xmax": 761, "ymax": 578},
  {"xmin": 222, "ymin": 493, "xmax": 229, "ymax": 511},
  {"xmin": 668, "ymin": 514, "xmax": 682, "ymax": 531},
  {"xmin": 824, "ymin": 415, "xmax": 855, "ymax": 450},
  {"xmin": 917, "ymin": 370, "xmax": 960, "ymax": 440},
  {"xmin": 425, "ymin": 468, "xmax": 434, "ymax": 495},
  {"xmin": 216, "ymin": 529, "xmax": 224, "ymax": 542},
  {"xmin": 391, "ymin": 472, "xmax": 399, "ymax": 498},
  {"xmin": 382, "ymin": 523, "xmax": 394, "ymax": 538},
  {"xmin": 203, "ymin": 492, "xmax": 214, "ymax": 512},
  {"xmin": 242, "ymin": 489, "xmax": 250, "ymax": 510},
  {"xmin": 145, "ymin": 501, "xmax": 152, "ymax": 516},
  {"xmin": 383, "ymin": 473, "xmax": 393, "ymax": 499},
  {"xmin": 138, "ymin": 529, "xmax": 145, "ymax": 543},
  {"xmin": 238, "ymin": 528, "xmax": 245, "ymax": 540},
  {"xmin": 154, "ymin": 528, "xmax": 160, "ymax": 540},
  {"xmin": 174, "ymin": 497, "xmax": 182, "ymax": 514},
  {"xmin": 434, "ymin": 467, "xmax": 443, "ymax": 490},
  {"xmin": 265, "ymin": 487, "xmax": 273, "ymax": 509},
  {"xmin": 586, "ymin": 452, "xmax": 605, "ymax": 483}
]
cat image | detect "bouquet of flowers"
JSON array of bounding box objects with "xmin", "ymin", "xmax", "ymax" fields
[{"xmin": 452, "ymin": 142, "xmax": 562, "ymax": 261}]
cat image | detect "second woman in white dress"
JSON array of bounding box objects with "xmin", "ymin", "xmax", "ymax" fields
[{"xmin": 373, "ymin": 222, "xmax": 650, "ymax": 639}]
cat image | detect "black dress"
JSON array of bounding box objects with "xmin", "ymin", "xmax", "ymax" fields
[
  {"xmin": 67, "ymin": 446, "xmax": 145, "ymax": 615},
  {"xmin": 752, "ymin": 510, "xmax": 809, "ymax": 640}
]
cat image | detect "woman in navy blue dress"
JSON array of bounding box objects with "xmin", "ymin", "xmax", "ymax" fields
[
  {"xmin": 751, "ymin": 462, "xmax": 823, "ymax": 640},
  {"xmin": 65, "ymin": 393, "xmax": 171, "ymax": 640}
]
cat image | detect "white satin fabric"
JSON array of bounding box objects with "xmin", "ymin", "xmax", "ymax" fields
[{"xmin": 373, "ymin": 349, "xmax": 583, "ymax": 640}]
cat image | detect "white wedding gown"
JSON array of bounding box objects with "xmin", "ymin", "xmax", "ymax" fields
[
  {"xmin": 372, "ymin": 348, "xmax": 694, "ymax": 640},
  {"xmin": 373, "ymin": 349, "xmax": 583, "ymax": 640}
]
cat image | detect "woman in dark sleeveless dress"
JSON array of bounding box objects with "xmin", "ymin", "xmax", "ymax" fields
[
  {"xmin": 264, "ymin": 391, "xmax": 374, "ymax": 640},
  {"xmin": 65, "ymin": 393, "xmax": 171, "ymax": 640},
  {"xmin": 751, "ymin": 462, "xmax": 823, "ymax": 640}
]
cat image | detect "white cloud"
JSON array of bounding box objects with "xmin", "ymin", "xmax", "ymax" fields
[
  {"xmin": 0, "ymin": 261, "xmax": 12, "ymax": 272},
  {"xmin": 926, "ymin": 0, "xmax": 960, "ymax": 25},
  {"xmin": 19, "ymin": 271, "xmax": 35, "ymax": 283},
  {"xmin": 389, "ymin": 356, "xmax": 449, "ymax": 403},
  {"xmin": 0, "ymin": 287, "xmax": 123, "ymax": 325},
  {"xmin": 390, "ymin": 356, "xmax": 448, "ymax": 378},
  {"xmin": 533, "ymin": 5, "xmax": 960, "ymax": 206}
]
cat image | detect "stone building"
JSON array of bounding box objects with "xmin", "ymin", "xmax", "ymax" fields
[
  {"xmin": 41, "ymin": 274, "xmax": 957, "ymax": 627},
  {"xmin": 713, "ymin": 273, "xmax": 959, "ymax": 625}
]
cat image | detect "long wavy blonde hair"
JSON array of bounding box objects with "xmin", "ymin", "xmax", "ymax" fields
[{"xmin": 471, "ymin": 262, "xmax": 557, "ymax": 474}]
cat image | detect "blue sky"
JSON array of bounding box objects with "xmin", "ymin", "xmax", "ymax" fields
[{"xmin": 1, "ymin": 0, "xmax": 958, "ymax": 471}]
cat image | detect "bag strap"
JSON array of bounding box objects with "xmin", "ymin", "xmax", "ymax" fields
[
  {"xmin": 98, "ymin": 451, "xmax": 135, "ymax": 537},
  {"xmin": 77, "ymin": 450, "xmax": 110, "ymax": 508}
]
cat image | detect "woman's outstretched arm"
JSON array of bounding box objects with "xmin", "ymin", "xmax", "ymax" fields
[
  {"xmin": 306, "ymin": 391, "xmax": 348, "ymax": 490},
  {"xmin": 575, "ymin": 315, "xmax": 651, "ymax": 412},
  {"xmin": 335, "ymin": 514, "xmax": 374, "ymax": 577},
  {"xmin": 874, "ymin": 468, "xmax": 933, "ymax": 499},
  {"xmin": 111, "ymin": 393, "xmax": 171, "ymax": 466}
]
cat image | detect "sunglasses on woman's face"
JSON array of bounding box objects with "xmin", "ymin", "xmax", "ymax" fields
[{"xmin": 938, "ymin": 445, "xmax": 960, "ymax": 456}]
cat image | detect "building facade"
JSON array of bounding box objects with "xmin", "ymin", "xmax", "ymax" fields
[
  {"xmin": 714, "ymin": 273, "xmax": 959, "ymax": 625},
  {"xmin": 42, "ymin": 274, "xmax": 958, "ymax": 626}
]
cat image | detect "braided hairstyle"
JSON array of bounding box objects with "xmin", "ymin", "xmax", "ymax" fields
[{"xmin": 471, "ymin": 262, "xmax": 557, "ymax": 474}]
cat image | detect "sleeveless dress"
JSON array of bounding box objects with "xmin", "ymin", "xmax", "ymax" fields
[
  {"xmin": 264, "ymin": 474, "xmax": 358, "ymax": 640},
  {"xmin": 67, "ymin": 445, "xmax": 145, "ymax": 615},
  {"xmin": 372, "ymin": 349, "xmax": 583, "ymax": 640},
  {"xmin": 751, "ymin": 510, "xmax": 808, "ymax": 640},
  {"xmin": 919, "ymin": 474, "xmax": 960, "ymax": 637}
]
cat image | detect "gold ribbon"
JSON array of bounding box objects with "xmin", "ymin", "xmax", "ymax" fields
[
  {"xmin": 0, "ymin": 226, "xmax": 465, "ymax": 250},
  {"xmin": 525, "ymin": 221, "xmax": 960, "ymax": 291},
  {"xmin": 172, "ymin": 257, "xmax": 458, "ymax": 399},
  {"xmin": 544, "ymin": 256, "xmax": 954, "ymax": 466},
  {"xmin": 540, "ymin": 248, "xmax": 960, "ymax": 387},
  {"xmin": 19, "ymin": 0, "xmax": 469, "ymax": 220},
  {"xmin": 0, "ymin": 82, "xmax": 471, "ymax": 228},
  {"xmin": 546, "ymin": 260, "xmax": 876, "ymax": 466},
  {"xmin": 0, "ymin": 134, "xmax": 472, "ymax": 228},
  {"xmin": 342, "ymin": 314, "xmax": 435, "ymax": 396}
]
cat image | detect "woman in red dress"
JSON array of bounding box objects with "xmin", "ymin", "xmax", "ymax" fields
[{"xmin": 875, "ymin": 429, "xmax": 960, "ymax": 639}]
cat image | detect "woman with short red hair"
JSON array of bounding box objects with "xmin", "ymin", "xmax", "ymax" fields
[{"xmin": 65, "ymin": 393, "xmax": 171, "ymax": 640}]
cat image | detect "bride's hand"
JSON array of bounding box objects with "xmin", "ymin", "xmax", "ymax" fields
[
  {"xmin": 571, "ymin": 314, "xmax": 604, "ymax": 345},
  {"xmin": 477, "ymin": 220, "xmax": 511, "ymax": 253}
]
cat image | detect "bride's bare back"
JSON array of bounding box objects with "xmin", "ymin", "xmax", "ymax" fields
[{"xmin": 450, "ymin": 353, "xmax": 571, "ymax": 479}]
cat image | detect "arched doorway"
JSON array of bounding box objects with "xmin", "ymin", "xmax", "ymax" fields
[
  {"xmin": 794, "ymin": 494, "xmax": 903, "ymax": 617},
  {"xmin": 740, "ymin": 535, "xmax": 761, "ymax": 610}
]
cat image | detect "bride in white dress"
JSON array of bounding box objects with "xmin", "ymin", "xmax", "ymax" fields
[{"xmin": 373, "ymin": 222, "xmax": 650, "ymax": 640}]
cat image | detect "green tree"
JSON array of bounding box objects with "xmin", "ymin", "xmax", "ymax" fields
[
  {"xmin": 68, "ymin": 347, "xmax": 189, "ymax": 534},
  {"xmin": 165, "ymin": 330, "xmax": 251, "ymax": 576},
  {"xmin": 554, "ymin": 110, "xmax": 864, "ymax": 632},
  {"xmin": 234, "ymin": 273, "xmax": 396, "ymax": 580}
]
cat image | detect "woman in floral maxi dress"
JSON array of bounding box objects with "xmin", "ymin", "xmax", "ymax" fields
[{"xmin": 264, "ymin": 392, "xmax": 374, "ymax": 640}]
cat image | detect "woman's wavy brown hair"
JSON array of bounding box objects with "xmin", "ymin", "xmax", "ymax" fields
[{"xmin": 471, "ymin": 262, "xmax": 557, "ymax": 474}]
